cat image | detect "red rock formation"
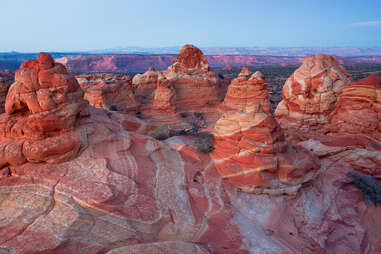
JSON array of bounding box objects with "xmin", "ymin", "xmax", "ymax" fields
[
  {"xmin": 133, "ymin": 45, "xmax": 229, "ymax": 113},
  {"xmin": 76, "ymin": 73, "xmax": 138, "ymax": 111},
  {"xmin": 165, "ymin": 45, "xmax": 228, "ymax": 110},
  {"xmin": 0, "ymin": 79, "xmax": 11, "ymax": 113},
  {"xmin": 222, "ymin": 68, "xmax": 271, "ymax": 113},
  {"xmin": 153, "ymin": 75, "xmax": 175, "ymax": 113},
  {"xmin": 1, "ymin": 52, "xmax": 381, "ymax": 254},
  {"xmin": 168, "ymin": 44, "xmax": 210, "ymax": 74},
  {"xmin": 0, "ymin": 52, "xmax": 88, "ymax": 167},
  {"xmin": 132, "ymin": 66, "xmax": 159, "ymax": 105},
  {"xmin": 324, "ymin": 74, "xmax": 381, "ymax": 141},
  {"xmin": 275, "ymin": 54, "xmax": 352, "ymax": 134},
  {"xmin": 212, "ymin": 71, "xmax": 320, "ymax": 195}
]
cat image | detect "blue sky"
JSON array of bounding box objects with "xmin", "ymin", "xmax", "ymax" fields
[{"xmin": 1, "ymin": 0, "xmax": 381, "ymax": 52}]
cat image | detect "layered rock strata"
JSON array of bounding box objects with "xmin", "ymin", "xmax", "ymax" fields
[
  {"xmin": 275, "ymin": 54, "xmax": 352, "ymax": 133},
  {"xmin": 76, "ymin": 73, "xmax": 137, "ymax": 111},
  {"xmin": 212, "ymin": 71, "xmax": 320, "ymax": 195},
  {"xmin": 0, "ymin": 53, "xmax": 88, "ymax": 167}
]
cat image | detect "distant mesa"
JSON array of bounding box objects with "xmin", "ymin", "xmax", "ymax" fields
[{"xmin": 222, "ymin": 63, "xmax": 233, "ymax": 70}]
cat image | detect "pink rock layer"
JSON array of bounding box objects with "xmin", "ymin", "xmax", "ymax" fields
[
  {"xmin": 213, "ymin": 71, "xmax": 320, "ymax": 194},
  {"xmin": 0, "ymin": 52, "xmax": 88, "ymax": 167},
  {"xmin": 0, "ymin": 52, "xmax": 380, "ymax": 254},
  {"xmin": 324, "ymin": 74, "xmax": 381, "ymax": 141},
  {"xmin": 76, "ymin": 73, "xmax": 138, "ymax": 111},
  {"xmin": 275, "ymin": 54, "xmax": 352, "ymax": 133},
  {"xmin": 221, "ymin": 67, "xmax": 270, "ymax": 113}
]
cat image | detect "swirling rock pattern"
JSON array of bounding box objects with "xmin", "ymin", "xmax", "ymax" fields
[
  {"xmin": 212, "ymin": 71, "xmax": 320, "ymax": 194},
  {"xmin": 275, "ymin": 54, "xmax": 352, "ymax": 133}
]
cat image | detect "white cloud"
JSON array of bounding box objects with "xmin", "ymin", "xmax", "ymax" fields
[{"xmin": 349, "ymin": 21, "xmax": 381, "ymax": 27}]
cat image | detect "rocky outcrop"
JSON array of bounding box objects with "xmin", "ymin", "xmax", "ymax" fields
[
  {"xmin": 212, "ymin": 71, "xmax": 320, "ymax": 195},
  {"xmin": 0, "ymin": 79, "xmax": 11, "ymax": 113},
  {"xmin": 222, "ymin": 67, "xmax": 270, "ymax": 113},
  {"xmin": 132, "ymin": 66, "xmax": 159, "ymax": 103},
  {"xmin": 324, "ymin": 74, "xmax": 381, "ymax": 141},
  {"xmin": 76, "ymin": 73, "xmax": 138, "ymax": 111},
  {"xmin": 275, "ymin": 54, "xmax": 352, "ymax": 134},
  {"xmin": 0, "ymin": 52, "xmax": 381, "ymax": 254},
  {"xmin": 132, "ymin": 45, "xmax": 229, "ymax": 112},
  {"xmin": 152, "ymin": 75, "xmax": 175, "ymax": 113},
  {"xmin": 0, "ymin": 52, "xmax": 88, "ymax": 167}
]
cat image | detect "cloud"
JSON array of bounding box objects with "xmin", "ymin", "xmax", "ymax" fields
[{"xmin": 349, "ymin": 21, "xmax": 381, "ymax": 27}]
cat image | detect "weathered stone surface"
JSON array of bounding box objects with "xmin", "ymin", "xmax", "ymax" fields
[
  {"xmin": 0, "ymin": 52, "xmax": 380, "ymax": 254},
  {"xmin": 132, "ymin": 66, "xmax": 159, "ymax": 103},
  {"xmin": 106, "ymin": 241, "xmax": 210, "ymax": 254},
  {"xmin": 132, "ymin": 45, "xmax": 229, "ymax": 113},
  {"xmin": 0, "ymin": 79, "xmax": 11, "ymax": 113},
  {"xmin": 153, "ymin": 75, "xmax": 175, "ymax": 113},
  {"xmin": 275, "ymin": 54, "xmax": 352, "ymax": 133},
  {"xmin": 213, "ymin": 71, "xmax": 320, "ymax": 194},
  {"xmin": 324, "ymin": 74, "xmax": 381, "ymax": 141},
  {"xmin": 76, "ymin": 73, "xmax": 138, "ymax": 111},
  {"xmin": 222, "ymin": 68, "xmax": 270, "ymax": 113},
  {"xmin": 0, "ymin": 52, "xmax": 88, "ymax": 166}
]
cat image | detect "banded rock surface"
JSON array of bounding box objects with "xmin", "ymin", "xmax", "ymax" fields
[
  {"xmin": 0, "ymin": 52, "xmax": 88, "ymax": 167},
  {"xmin": 76, "ymin": 73, "xmax": 138, "ymax": 111},
  {"xmin": 0, "ymin": 79, "xmax": 11, "ymax": 113},
  {"xmin": 222, "ymin": 67, "xmax": 270, "ymax": 113},
  {"xmin": 133, "ymin": 45, "xmax": 229, "ymax": 112},
  {"xmin": 212, "ymin": 71, "xmax": 320, "ymax": 195},
  {"xmin": 275, "ymin": 54, "xmax": 352, "ymax": 134},
  {"xmin": 324, "ymin": 74, "xmax": 381, "ymax": 141}
]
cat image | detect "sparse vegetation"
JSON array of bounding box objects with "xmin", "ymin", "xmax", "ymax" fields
[
  {"xmin": 154, "ymin": 133, "xmax": 169, "ymax": 141},
  {"xmin": 180, "ymin": 112, "xmax": 188, "ymax": 118},
  {"xmin": 135, "ymin": 111, "xmax": 143, "ymax": 119},
  {"xmin": 109, "ymin": 105, "xmax": 118, "ymax": 111},
  {"xmin": 347, "ymin": 172, "xmax": 381, "ymax": 206},
  {"xmin": 195, "ymin": 132, "xmax": 215, "ymax": 153}
]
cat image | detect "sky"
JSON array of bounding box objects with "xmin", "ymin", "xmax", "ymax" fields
[{"xmin": 1, "ymin": 0, "xmax": 381, "ymax": 52}]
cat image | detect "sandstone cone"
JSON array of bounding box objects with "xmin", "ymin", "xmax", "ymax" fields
[
  {"xmin": 212, "ymin": 72, "xmax": 320, "ymax": 195},
  {"xmin": 324, "ymin": 74, "xmax": 381, "ymax": 141},
  {"xmin": 132, "ymin": 45, "xmax": 229, "ymax": 112},
  {"xmin": 222, "ymin": 68, "xmax": 270, "ymax": 113},
  {"xmin": 153, "ymin": 74, "xmax": 176, "ymax": 112},
  {"xmin": 0, "ymin": 52, "xmax": 88, "ymax": 167},
  {"xmin": 275, "ymin": 54, "xmax": 352, "ymax": 133}
]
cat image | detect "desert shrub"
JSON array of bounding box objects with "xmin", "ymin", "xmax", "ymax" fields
[
  {"xmin": 174, "ymin": 129, "xmax": 190, "ymax": 136},
  {"xmin": 195, "ymin": 132, "xmax": 214, "ymax": 153},
  {"xmin": 154, "ymin": 133, "xmax": 168, "ymax": 141},
  {"xmin": 189, "ymin": 112, "xmax": 206, "ymax": 134},
  {"xmin": 135, "ymin": 111, "xmax": 143, "ymax": 119},
  {"xmin": 347, "ymin": 172, "xmax": 381, "ymax": 206},
  {"xmin": 109, "ymin": 105, "xmax": 118, "ymax": 111},
  {"xmin": 180, "ymin": 112, "xmax": 188, "ymax": 118}
]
